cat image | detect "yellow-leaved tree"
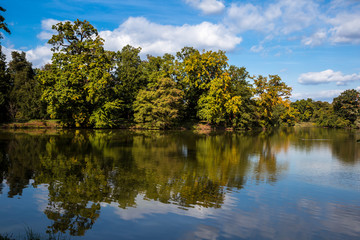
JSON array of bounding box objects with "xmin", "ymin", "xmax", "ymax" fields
[{"xmin": 253, "ymin": 75, "xmax": 293, "ymax": 128}]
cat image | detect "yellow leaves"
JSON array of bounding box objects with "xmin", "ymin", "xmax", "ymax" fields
[
  {"xmin": 225, "ymin": 96, "xmax": 242, "ymax": 115},
  {"xmin": 253, "ymin": 74, "xmax": 292, "ymax": 126},
  {"xmin": 72, "ymin": 95, "xmax": 79, "ymax": 101}
]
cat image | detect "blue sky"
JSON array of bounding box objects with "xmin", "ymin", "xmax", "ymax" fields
[{"xmin": 1, "ymin": 0, "xmax": 360, "ymax": 101}]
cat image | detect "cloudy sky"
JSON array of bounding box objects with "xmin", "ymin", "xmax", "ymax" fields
[{"xmin": 1, "ymin": 0, "xmax": 360, "ymax": 101}]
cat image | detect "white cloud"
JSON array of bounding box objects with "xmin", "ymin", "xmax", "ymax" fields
[
  {"xmin": 250, "ymin": 44, "xmax": 264, "ymax": 53},
  {"xmin": 1, "ymin": 46, "xmax": 15, "ymax": 62},
  {"xmin": 328, "ymin": 13, "xmax": 360, "ymax": 44},
  {"xmin": 226, "ymin": 3, "xmax": 273, "ymax": 33},
  {"xmin": 36, "ymin": 19, "xmax": 61, "ymax": 40},
  {"xmin": 185, "ymin": 0, "xmax": 225, "ymax": 15},
  {"xmin": 275, "ymin": 0, "xmax": 319, "ymax": 34},
  {"xmin": 224, "ymin": 0, "xmax": 360, "ymax": 47},
  {"xmin": 4, "ymin": 17, "xmax": 242, "ymax": 68},
  {"xmin": 25, "ymin": 45, "xmax": 52, "ymax": 67},
  {"xmin": 291, "ymin": 89, "xmax": 344, "ymax": 101},
  {"xmin": 302, "ymin": 30, "xmax": 327, "ymax": 46},
  {"xmin": 100, "ymin": 17, "xmax": 242, "ymax": 55},
  {"xmin": 298, "ymin": 69, "xmax": 360, "ymax": 85},
  {"xmin": 225, "ymin": 0, "xmax": 319, "ymax": 34},
  {"xmin": 3, "ymin": 44, "xmax": 53, "ymax": 68}
]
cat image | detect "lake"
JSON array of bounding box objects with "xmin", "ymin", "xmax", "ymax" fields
[{"xmin": 0, "ymin": 128, "xmax": 360, "ymax": 239}]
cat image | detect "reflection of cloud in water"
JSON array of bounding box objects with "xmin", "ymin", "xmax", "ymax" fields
[
  {"xmin": 182, "ymin": 224, "xmax": 220, "ymax": 240},
  {"xmin": 219, "ymin": 196, "xmax": 360, "ymax": 239},
  {"xmin": 33, "ymin": 184, "xmax": 49, "ymax": 213},
  {"xmin": 287, "ymin": 148, "xmax": 360, "ymax": 191},
  {"xmin": 297, "ymin": 198, "xmax": 322, "ymax": 218},
  {"xmin": 322, "ymin": 203, "xmax": 360, "ymax": 237},
  {"xmin": 101, "ymin": 193, "xmax": 237, "ymax": 221}
]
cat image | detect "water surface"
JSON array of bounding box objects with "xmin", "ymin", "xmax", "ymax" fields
[{"xmin": 0, "ymin": 128, "xmax": 360, "ymax": 239}]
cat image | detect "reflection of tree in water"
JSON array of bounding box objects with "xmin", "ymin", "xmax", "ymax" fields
[
  {"xmin": 292, "ymin": 128, "xmax": 360, "ymax": 164},
  {"xmin": 0, "ymin": 129, "xmax": 291, "ymax": 236},
  {"xmin": 0, "ymin": 133, "xmax": 48, "ymax": 197},
  {"xmin": 0, "ymin": 136, "xmax": 9, "ymax": 194},
  {"xmin": 34, "ymin": 131, "xmax": 111, "ymax": 235},
  {"xmin": 331, "ymin": 131, "xmax": 360, "ymax": 164},
  {"xmin": 251, "ymin": 130, "xmax": 290, "ymax": 183}
]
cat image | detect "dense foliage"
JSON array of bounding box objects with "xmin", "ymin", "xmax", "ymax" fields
[{"xmin": 1, "ymin": 17, "xmax": 359, "ymax": 129}]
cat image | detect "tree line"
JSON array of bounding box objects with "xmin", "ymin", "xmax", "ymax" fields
[{"xmin": 0, "ymin": 15, "xmax": 359, "ymax": 129}]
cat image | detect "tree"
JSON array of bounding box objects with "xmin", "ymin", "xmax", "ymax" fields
[
  {"xmin": 253, "ymin": 75, "xmax": 292, "ymax": 128},
  {"xmin": 197, "ymin": 72, "xmax": 233, "ymax": 124},
  {"xmin": 39, "ymin": 20, "xmax": 121, "ymax": 128},
  {"xmin": 0, "ymin": 46, "xmax": 10, "ymax": 122},
  {"xmin": 8, "ymin": 51, "xmax": 45, "ymax": 121},
  {"xmin": 290, "ymin": 98, "xmax": 314, "ymax": 122},
  {"xmin": 333, "ymin": 89, "xmax": 360, "ymax": 124},
  {"xmin": 0, "ymin": 7, "xmax": 10, "ymax": 122},
  {"xmin": 178, "ymin": 48, "xmax": 229, "ymax": 120},
  {"xmin": 226, "ymin": 65, "xmax": 256, "ymax": 128},
  {"xmin": 133, "ymin": 77, "xmax": 184, "ymax": 129},
  {"xmin": 0, "ymin": 6, "xmax": 10, "ymax": 39},
  {"xmin": 113, "ymin": 45, "xmax": 146, "ymax": 121}
]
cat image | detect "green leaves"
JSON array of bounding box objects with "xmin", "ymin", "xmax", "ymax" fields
[
  {"xmin": 333, "ymin": 89, "xmax": 360, "ymax": 123},
  {"xmin": 39, "ymin": 20, "xmax": 116, "ymax": 127},
  {"xmin": 0, "ymin": 6, "xmax": 10, "ymax": 39},
  {"xmin": 134, "ymin": 77, "xmax": 184, "ymax": 129},
  {"xmin": 253, "ymin": 74, "xmax": 292, "ymax": 128}
]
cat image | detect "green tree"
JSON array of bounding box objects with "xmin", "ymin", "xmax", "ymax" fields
[
  {"xmin": 0, "ymin": 7, "xmax": 10, "ymax": 122},
  {"xmin": 253, "ymin": 75, "xmax": 292, "ymax": 128},
  {"xmin": 314, "ymin": 101, "xmax": 350, "ymax": 128},
  {"xmin": 178, "ymin": 48, "xmax": 229, "ymax": 120},
  {"xmin": 8, "ymin": 51, "xmax": 45, "ymax": 121},
  {"xmin": 333, "ymin": 89, "xmax": 360, "ymax": 124},
  {"xmin": 39, "ymin": 20, "xmax": 121, "ymax": 127},
  {"xmin": 197, "ymin": 72, "xmax": 236, "ymax": 125},
  {"xmin": 0, "ymin": 46, "xmax": 10, "ymax": 122},
  {"xmin": 0, "ymin": 6, "xmax": 10, "ymax": 39},
  {"xmin": 133, "ymin": 77, "xmax": 184, "ymax": 129},
  {"xmin": 226, "ymin": 65, "xmax": 256, "ymax": 128},
  {"xmin": 290, "ymin": 98, "xmax": 315, "ymax": 122},
  {"xmin": 113, "ymin": 45, "xmax": 146, "ymax": 121}
]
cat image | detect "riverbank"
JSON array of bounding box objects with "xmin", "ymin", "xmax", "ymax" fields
[{"xmin": 0, "ymin": 120, "xmax": 61, "ymax": 129}]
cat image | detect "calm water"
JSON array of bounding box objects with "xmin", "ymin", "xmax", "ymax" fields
[{"xmin": 0, "ymin": 128, "xmax": 360, "ymax": 239}]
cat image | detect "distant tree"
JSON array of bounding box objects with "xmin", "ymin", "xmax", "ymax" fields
[
  {"xmin": 133, "ymin": 77, "xmax": 184, "ymax": 129},
  {"xmin": 313, "ymin": 101, "xmax": 350, "ymax": 128},
  {"xmin": 291, "ymin": 98, "xmax": 315, "ymax": 122},
  {"xmin": 8, "ymin": 51, "xmax": 45, "ymax": 121},
  {"xmin": 333, "ymin": 89, "xmax": 360, "ymax": 124},
  {"xmin": 39, "ymin": 20, "xmax": 121, "ymax": 128}
]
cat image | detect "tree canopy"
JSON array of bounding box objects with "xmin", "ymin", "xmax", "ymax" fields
[
  {"xmin": 0, "ymin": 6, "xmax": 10, "ymax": 39},
  {"xmin": 1, "ymin": 18, "xmax": 359, "ymax": 130},
  {"xmin": 39, "ymin": 20, "xmax": 121, "ymax": 128}
]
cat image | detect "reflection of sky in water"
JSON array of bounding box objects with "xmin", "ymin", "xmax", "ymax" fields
[
  {"xmin": 100, "ymin": 193, "xmax": 237, "ymax": 220},
  {"xmin": 92, "ymin": 180, "xmax": 360, "ymax": 240},
  {"xmin": 281, "ymin": 146, "xmax": 360, "ymax": 192}
]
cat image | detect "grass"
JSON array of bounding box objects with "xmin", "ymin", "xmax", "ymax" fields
[
  {"xmin": 1, "ymin": 120, "xmax": 61, "ymax": 129},
  {"xmin": 0, "ymin": 228, "xmax": 69, "ymax": 240},
  {"xmin": 294, "ymin": 122, "xmax": 316, "ymax": 127}
]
